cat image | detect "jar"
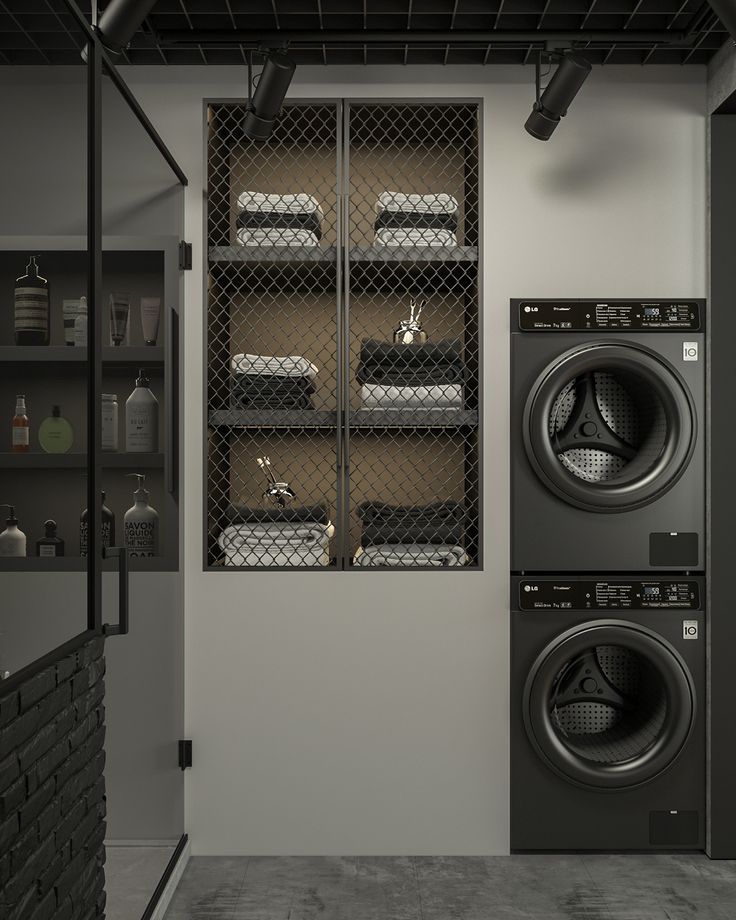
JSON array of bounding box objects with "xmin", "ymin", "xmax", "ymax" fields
[{"xmin": 101, "ymin": 393, "xmax": 119, "ymax": 452}]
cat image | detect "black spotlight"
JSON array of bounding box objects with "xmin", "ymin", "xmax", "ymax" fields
[
  {"xmin": 708, "ymin": 0, "xmax": 736, "ymax": 43},
  {"xmin": 525, "ymin": 52, "xmax": 592, "ymax": 141},
  {"xmin": 82, "ymin": 0, "xmax": 157, "ymax": 60},
  {"xmin": 243, "ymin": 52, "xmax": 296, "ymax": 142}
]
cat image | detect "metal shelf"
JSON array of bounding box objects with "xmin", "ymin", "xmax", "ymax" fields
[
  {"xmin": 209, "ymin": 409, "xmax": 337, "ymax": 429},
  {"xmin": 349, "ymin": 409, "xmax": 478, "ymax": 428},
  {"xmin": 0, "ymin": 555, "xmax": 176, "ymax": 572},
  {"xmin": 0, "ymin": 346, "xmax": 165, "ymax": 369},
  {"xmin": 0, "ymin": 452, "xmax": 164, "ymax": 469}
]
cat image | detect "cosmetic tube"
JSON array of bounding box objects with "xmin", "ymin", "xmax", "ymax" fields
[{"xmin": 140, "ymin": 297, "xmax": 161, "ymax": 346}]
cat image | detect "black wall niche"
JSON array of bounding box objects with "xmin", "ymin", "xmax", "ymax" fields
[{"xmin": 0, "ymin": 637, "xmax": 107, "ymax": 920}]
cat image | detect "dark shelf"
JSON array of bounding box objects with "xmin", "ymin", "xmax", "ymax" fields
[
  {"xmin": 209, "ymin": 245, "xmax": 337, "ymax": 263},
  {"xmin": 0, "ymin": 346, "xmax": 165, "ymax": 370},
  {"xmin": 209, "ymin": 409, "xmax": 338, "ymax": 429},
  {"xmin": 0, "ymin": 555, "xmax": 176, "ymax": 572},
  {"xmin": 0, "ymin": 452, "xmax": 164, "ymax": 469},
  {"xmin": 350, "ymin": 245, "xmax": 478, "ymax": 263},
  {"xmin": 208, "ymin": 245, "xmax": 477, "ymax": 264},
  {"xmin": 350, "ymin": 409, "xmax": 479, "ymax": 428}
]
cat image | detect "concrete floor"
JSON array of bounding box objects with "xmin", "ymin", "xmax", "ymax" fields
[
  {"xmin": 162, "ymin": 854, "xmax": 736, "ymax": 919},
  {"xmin": 106, "ymin": 845, "xmax": 175, "ymax": 920}
]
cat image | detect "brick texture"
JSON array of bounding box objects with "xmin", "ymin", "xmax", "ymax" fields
[{"xmin": 0, "ymin": 638, "xmax": 107, "ymax": 920}]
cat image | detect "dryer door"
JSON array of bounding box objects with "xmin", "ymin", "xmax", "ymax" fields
[
  {"xmin": 523, "ymin": 343, "xmax": 696, "ymax": 512},
  {"xmin": 523, "ymin": 620, "xmax": 696, "ymax": 789}
]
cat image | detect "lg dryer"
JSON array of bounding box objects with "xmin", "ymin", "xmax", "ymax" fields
[{"xmin": 511, "ymin": 299, "xmax": 705, "ymax": 573}]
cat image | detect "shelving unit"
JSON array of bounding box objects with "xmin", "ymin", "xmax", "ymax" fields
[
  {"xmin": 0, "ymin": 236, "xmax": 181, "ymax": 570},
  {"xmin": 206, "ymin": 101, "xmax": 481, "ymax": 570}
]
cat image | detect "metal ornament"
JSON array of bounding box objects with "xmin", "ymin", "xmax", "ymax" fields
[
  {"xmin": 393, "ymin": 296, "xmax": 428, "ymax": 345},
  {"xmin": 257, "ymin": 456, "xmax": 296, "ymax": 507}
]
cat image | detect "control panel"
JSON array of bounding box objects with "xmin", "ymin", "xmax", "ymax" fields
[
  {"xmin": 518, "ymin": 580, "xmax": 700, "ymax": 610},
  {"xmin": 518, "ymin": 300, "xmax": 701, "ymax": 332}
]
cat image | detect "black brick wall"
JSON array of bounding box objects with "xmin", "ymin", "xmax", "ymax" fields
[{"xmin": 0, "ymin": 637, "xmax": 107, "ymax": 920}]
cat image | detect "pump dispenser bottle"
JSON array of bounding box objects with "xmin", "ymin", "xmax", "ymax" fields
[
  {"xmin": 80, "ymin": 491, "xmax": 115, "ymax": 556},
  {"xmin": 0, "ymin": 506, "xmax": 26, "ymax": 556},
  {"xmin": 14, "ymin": 256, "xmax": 49, "ymax": 345},
  {"xmin": 125, "ymin": 369, "xmax": 158, "ymax": 452},
  {"xmin": 124, "ymin": 473, "xmax": 158, "ymax": 557}
]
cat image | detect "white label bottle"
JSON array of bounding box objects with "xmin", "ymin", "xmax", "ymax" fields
[
  {"xmin": 125, "ymin": 368, "xmax": 159, "ymax": 453},
  {"xmin": 124, "ymin": 474, "xmax": 159, "ymax": 557}
]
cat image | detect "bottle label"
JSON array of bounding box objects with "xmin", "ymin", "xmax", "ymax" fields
[
  {"xmin": 12, "ymin": 427, "xmax": 29, "ymax": 447},
  {"xmin": 79, "ymin": 520, "xmax": 113, "ymax": 556},
  {"xmin": 39, "ymin": 544, "xmax": 56, "ymax": 557},
  {"xmin": 125, "ymin": 520, "xmax": 156, "ymax": 557},
  {"xmin": 15, "ymin": 286, "xmax": 49, "ymax": 332},
  {"xmin": 101, "ymin": 406, "xmax": 118, "ymax": 451},
  {"xmin": 127, "ymin": 408, "xmax": 156, "ymax": 451}
]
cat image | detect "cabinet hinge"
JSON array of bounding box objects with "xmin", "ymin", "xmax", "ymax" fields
[
  {"xmin": 179, "ymin": 241, "xmax": 193, "ymax": 271},
  {"xmin": 178, "ymin": 739, "xmax": 193, "ymax": 770}
]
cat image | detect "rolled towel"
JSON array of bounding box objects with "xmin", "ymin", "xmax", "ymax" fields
[
  {"xmin": 360, "ymin": 384, "xmax": 463, "ymax": 409},
  {"xmin": 237, "ymin": 191, "xmax": 324, "ymax": 219},
  {"xmin": 224, "ymin": 503, "xmax": 330, "ymax": 526},
  {"xmin": 374, "ymin": 228, "xmax": 457, "ymax": 248},
  {"xmin": 237, "ymin": 209, "xmax": 322, "ymax": 239},
  {"xmin": 219, "ymin": 522, "xmax": 333, "ymax": 567},
  {"xmin": 236, "ymin": 228, "xmax": 321, "ymax": 247},
  {"xmin": 352, "ymin": 543, "xmax": 468, "ymax": 567},
  {"xmin": 375, "ymin": 192, "xmax": 458, "ymax": 215},
  {"xmin": 231, "ymin": 354, "xmax": 319, "ymax": 380}
]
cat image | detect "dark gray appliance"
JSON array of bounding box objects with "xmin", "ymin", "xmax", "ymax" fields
[
  {"xmin": 510, "ymin": 575, "xmax": 705, "ymax": 851},
  {"xmin": 511, "ymin": 299, "xmax": 705, "ymax": 572}
]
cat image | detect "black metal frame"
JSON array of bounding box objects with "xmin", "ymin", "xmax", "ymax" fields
[{"xmin": 0, "ymin": 2, "xmax": 187, "ymax": 697}]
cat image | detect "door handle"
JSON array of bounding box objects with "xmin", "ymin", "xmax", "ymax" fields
[{"xmin": 102, "ymin": 545, "xmax": 129, "ymax": 636}]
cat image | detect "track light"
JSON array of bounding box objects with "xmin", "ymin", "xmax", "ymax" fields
[
  {"xmin": 82, "ymin": 0, "xmax": 157, "ymax": 60},
  {"xmin": 525, "ymin": 52, "xmax": 592, "ymax": 141},
  {"xmin": 708, "ymin": 0, "xmax": 736, "ymax": 43},
  {"xmin": 242, "ymin": 51, "xmax": 296, "ymax": 142}
]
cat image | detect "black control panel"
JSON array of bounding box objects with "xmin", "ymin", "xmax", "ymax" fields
[
  {"xmin": 518, "ymin": 300, "xmax": 701, "ymax": 332},
  {"xmin": 518, "ymin": 580, "xmax": 700, "ymax": 610}
]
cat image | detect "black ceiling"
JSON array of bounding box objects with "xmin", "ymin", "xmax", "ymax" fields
[{"xmin": 0, "ymin": 0, "xmax": 729, "ymax": 66}]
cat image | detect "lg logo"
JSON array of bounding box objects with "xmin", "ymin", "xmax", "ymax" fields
[
  {"xmin": 523, "ymin": 585, "xmax": 539, "ymax": 592},
  {"xmin": 524, "ymin": 306, "xmax": 539, "ymax": 313},
  {"xmin": 683, "ymin": 342, "xmax": 698, "ymax": 362},
  {"xmin": 683, "ymin": 620, "xmax": 699, "ymax": 640}
]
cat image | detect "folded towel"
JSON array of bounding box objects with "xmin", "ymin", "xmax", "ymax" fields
[
  {"xmin": 237, "ymin": 209, "xmax": 322, "ymax": 239},
  {"xmin": 360, "ymin": 340, "xmax": 463, "ymax": 367},
  {"xmin": 361, "ymin": 520, "xmax": 464, "ymax": 547},
  {"xmin": 360, "ymin": 384, "xmax": 463, "ymax": 409},
  {"xmin": 374, "ymin": 228, "xmax": 457, "ymax": 248},
  {"xmin": 236, "ymin": 228, "xmax": 321, "ymax": 247},
  {"xmin": 231, "ymin": 375, "xmax": 315, "ymax": 409},
  {"xmin": 225, "ymin": 503, "xmax": 330, "ymax": 526},
  {"xmin": 219, "ymin": 521, "xmax": 333, "ymax": 567},
  {"xmin": 353, "ymin": 543, "xmax": 468, "ymax": 567},
  {"xmin": 374, "ymin": 211, "xmax": 458, "ymax": 233},
  {"xmin": 357, "ymin": 365, "xmax": 464, "ymax": 385},
  {"xmin": 231, "ymin": 354, "xmax": 319, "ymax": 380},
  {"xmin": 358, "ymin": 500, "xmax": 465, "ymax": 525},
  {"xmin": 237, "ymin": 191, "xmax": 324, "ymax": 219},
  {"xmin": 375, "ymin": 192, "xmax": 458, "ymax": 215}
]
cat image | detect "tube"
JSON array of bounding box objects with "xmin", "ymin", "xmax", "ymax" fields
[
  {"xmin": 109, "ymin": 292, "xmax": 131, "ymax": 347},
  {"xmin": 140, "ymin": 297, "xmax": 161, "ymax": 346}
]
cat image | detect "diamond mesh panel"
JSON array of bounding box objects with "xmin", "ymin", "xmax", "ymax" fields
[{"xmin": 206, "ymin": 101, "xmax": 481, "ymax": 569}]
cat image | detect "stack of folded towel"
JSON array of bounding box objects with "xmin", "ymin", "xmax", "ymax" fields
[
  {"xmin": 236, "ymin": 192, "xmax": 324, "ymax": 247},
  {"xmin": 353, "ymin": 500, "xmax": 467, "ymax": 567},
  {"xmin": 218, "ymin": 503, "xmax": 334, "ymax": 566},
  {"xmin": 356, "ymin": 339, "xmax": 464, "ymax": 411},
  {"xmin": 373, "ymin": 192, "xmax": 458, "ymax": 247},
  {"xmin": 231, "ymin": 354, "xmax": 318, "ymax": 410}
]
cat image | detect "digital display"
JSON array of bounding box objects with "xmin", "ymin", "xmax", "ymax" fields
[
  {"xmin": 644, "ymin": 585, "xmax": 660, "ymax": 595},
  {"xmin": 644, "ymin": 307, "xmax": 660, "ymax": 316}
]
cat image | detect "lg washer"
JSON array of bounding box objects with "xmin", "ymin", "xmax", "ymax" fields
[{"xmin": 511, "ymin": 299, "xmax": 705, "ymax": 573}]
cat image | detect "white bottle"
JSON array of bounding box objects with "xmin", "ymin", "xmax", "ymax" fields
[
  {"xmin": 74, "ymin": 296, "xmax": 88, "ymax": 347},
  {"xmin": 101, "ymin": 394, "xmax": 119, "ymax": 452},
  {"xmin": 124, "ymin": 474, "xmax": 159, "ymax": 557},
  {"xmin": 125, "ymin": 369, "xmax": 158, "ymax": 452},
  {"xmin": 0, "ymin": 506, "xmax": 26, "ymax": 557}
]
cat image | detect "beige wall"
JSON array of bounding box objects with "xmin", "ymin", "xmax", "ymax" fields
[{"xmin": 121, "ymin": 64, "xmax": 707, "ymax": 855}]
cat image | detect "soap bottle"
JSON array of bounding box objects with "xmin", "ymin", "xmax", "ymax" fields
[
  {"xmin": 124, "ymin": 473, "xmax": 158, "ymax": 557},
  {"xmin": 80, "ymin": 490, "xmax": 115, "ymax": 556},
  {"xmin": 36, "ymin": 519, "xmax": 64, "ymax": 557},
  {"xmin": 38, "ymin": 406, "xmax": 74, "ymax": 454},
  {"xmin": 0, "ymin": 506, "xmax": 27, "ymax": 557},
  {"xmin": 73, "ymin": 296, "xmax": 88, "ymax": 347},
  {"xmin": 11, "ymin": 395, "xmax": 29, "ymax": 453},
  {"xmin": 14, "ymin": 256, "xmax": 49, "ymax": 345},
  {"xmin": 125, "ymin": 369, "xmax": 159, "ymax": 452}
]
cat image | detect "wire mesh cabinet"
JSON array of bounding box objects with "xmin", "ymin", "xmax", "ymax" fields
[{"xmin": 206, "ymin": 100, "xmax": 481, "ymax": 570}]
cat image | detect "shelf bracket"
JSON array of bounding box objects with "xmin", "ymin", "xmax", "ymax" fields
[{"xmin": 179, "ymin": 241, "xmax": 193, "ymax": 271}]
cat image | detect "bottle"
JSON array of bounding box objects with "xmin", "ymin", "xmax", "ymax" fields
[
  {"xmin": 101, "ymin": 394, "xmax": 119, "ymax": 452},
  {"xmin": 14, "ymin": 256, "xmax": 49, "ymax": 346},
  {"xmin": 38, "ymin": 406, "xmax": 74, "ymax": 454},
  {"xmin": 124, "ymin": 474, "xmax": 158, "ymax": 557},
  {"xmin": 11, "ymin": 396, "xmax": 29, "ymax": 453},
  {"xmin": 125, "ymin": 369, "xmax": 159, "ymax": 452},
  {"xmin": 0, "ymin": 506, "xmax": 26, "ymax": 557},
  {"xmin": 74, "ymin": 296, "xmax": 88, "ymax": 347},
  {"xmin": 80, "ymin": 491, "xmax": 115, "ymax": 556},
  {"xmin": 36, "ymin": 519, "xmax": 64, "ymax": 557}
]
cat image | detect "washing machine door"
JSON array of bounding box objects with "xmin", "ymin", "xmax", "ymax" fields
[
  {"xmin": 523, "ymin": 343, "xmax": 696, "ymax": 512},
  {"xmin": 523, "ymin": 620, "xmax": 696, "ymax": 790}
]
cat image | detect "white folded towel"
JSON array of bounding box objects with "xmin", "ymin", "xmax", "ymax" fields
[
  {"xmin": 373, "ymin": 228, "xmax": 457, "ymax": 248},
  {"xmin": 236, "ymin": 228, "xmax": 321, "ymax": 247},
  {"xmin": 231, "ymin": 354, "xmax": 319, "ymax": 380},
  {"xmin": 219, "ymin": 522, "xmax": 334, "ymax": 567},
  {"xmin": 360, "ymin": 384, "xmax": 463, "ymax": 409},
  {"xmin": 353, "ymin": 544, "xmax": 468, "ymax": 567},
  {"xmin": 237, "ymin": 191, "xmax": 324, "ymax": 219},
  {"xmin": 376, "ymin": 192, "xmax": 458, "ymax": 215}
]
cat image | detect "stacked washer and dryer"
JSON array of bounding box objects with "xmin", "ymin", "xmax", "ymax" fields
[{"xmin": 510, "ymin": 299, "xmax": 706, "ymax": 851}]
